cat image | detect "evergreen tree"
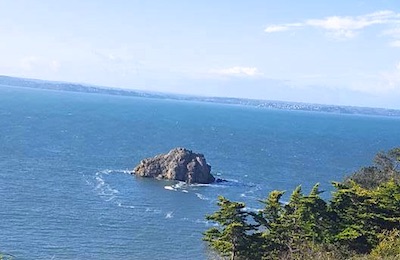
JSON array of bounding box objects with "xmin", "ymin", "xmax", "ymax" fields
[
  {"xmin": 329, "ymin": 179, "xmax": 400, "ymax": 253},
  {"xmin": 345, "ymin": 147, "xmax": 400, "ymax": 189},
  {"xmin": 203, "ymin": 196, "xmax": 258, "ymax": 260}
]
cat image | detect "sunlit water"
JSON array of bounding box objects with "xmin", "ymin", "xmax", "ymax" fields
[{"xmin": 1, "ymin": 85, "xmax": 399, "ymax": 259}]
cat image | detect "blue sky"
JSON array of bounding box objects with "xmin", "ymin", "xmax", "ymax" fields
[{"xmin": 1, "ymin": 1, "xmax": 400, "ymax": 108}]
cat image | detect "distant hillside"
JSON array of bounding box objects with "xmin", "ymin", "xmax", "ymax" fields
[
  {"xmin": 0, "ymin": 75, "xmax": 165, "ymax": 99},
  {"xmin": 1, "ymin": 75, "xmax": 400, "ymax": 117}
]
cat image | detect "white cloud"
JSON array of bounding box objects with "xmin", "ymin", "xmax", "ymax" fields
[
  {"xmin": 94, "ymin": 50, "xmax": 131, "ymax": 63},
  {"xmin": 20, "ymin": 56, "xmax": 40, "ymax": 70},
  {"xmin": 379, "ymin": 62, "xmax": 400, "ymax": 92},
  {"xmin": 19, "ymin": 56, "xmax": 61, "ymax": 73},
  {"xmin": 214, "ymin": 66, "xmax": 262, "ymax": 77},
  {"xmin": 50, "ymin": 60, "xmax": 61, "ymax": 72},
  {"xmin": 354, "ymin": 62, "xmax": 400, "ymax": 94},
  {"xmin": 265, "ymin": 25, "xmax": 290, "ymax": 33},
  {"xmin": 265, "ymin": 10, "xmax": 400, "ymax": 40},
  {"xmin": 264, "ymin": 23, "xmax": 302, "ymax": 33},
  {"xmin": 383, "ymin": 27, "xmax": 400, "ymax": 37},
  {"xmin": 389, "ymin": 39, "xmax": 400, "ymax": 48},
  {"xmin": 306, "ymin": 11, "xmax": 396, "ymax": 39},
  {"xmin": 383, "ymin": 28, "xmax": 400, "ymax": 47},
  {"xmin": 93, "ymin": 49, "xmax": 141, "ymax": 76}
]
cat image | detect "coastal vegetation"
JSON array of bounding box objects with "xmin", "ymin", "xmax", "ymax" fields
[
  {"xmin": 204, "ymin": 148, "xmax": 400, "ymax": 259},
  {"xmin": 0, "ymin": 253, "xmax": 14, "ymax": 260}
]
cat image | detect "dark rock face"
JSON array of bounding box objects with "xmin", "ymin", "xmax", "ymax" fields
[{"xmin": 133, "ymin": 148, "xmax": 215, "ymax": 184}]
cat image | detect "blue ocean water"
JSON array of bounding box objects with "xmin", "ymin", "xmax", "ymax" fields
[{"xmin": 0, "ymin": 85, "xmax": 399, "ymax": 259}]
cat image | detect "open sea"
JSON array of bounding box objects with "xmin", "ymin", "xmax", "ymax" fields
[{"xmin": 1, "ymin": 85, "xmax": 399, "ymax": 259}]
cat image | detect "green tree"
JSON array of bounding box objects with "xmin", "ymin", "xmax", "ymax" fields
[
  {"xmin": 264, "ymin": 184, "xmax": 330, "ymax": 259},
  {"xmin": 254, "ymin": 190, "xmax": 286, "ymax": 258},
  {"xmin": 329, "ymin": 180, "xmax": 400, "ymax": 253},
  {"xmin": 345, "ymin": 147, "xmax": 400, "ymax": 189},
  {"xmin": 203, "ymin": 196, "xmax": 258, "ymax": 260}
]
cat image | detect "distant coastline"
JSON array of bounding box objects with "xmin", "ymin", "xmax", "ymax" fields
[{"xmin": 1, "ymin": 74, "xmax": 400, "ymax": 117}]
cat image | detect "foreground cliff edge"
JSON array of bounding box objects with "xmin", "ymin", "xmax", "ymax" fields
[{"xmin": 132, "ymin": 147, "xmax": 216, "ymax": 184}]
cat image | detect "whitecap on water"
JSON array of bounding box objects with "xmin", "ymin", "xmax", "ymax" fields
[
  {"xmin": 195, "ymin": 193, "xmax": 210, "ymax": 201},
  {"xmin": 165, "ymin": 182, "xmax": 190, "ymax": 192},
  {"xmin": 164, "ymin": 185, "xmax": 177, "ymax": 191},
  {"xmin": 194, "ymin": 219, "xmax": 218, "ymax": 227},
  {"xmin": 145, "ymin": 207, "xmax": 162, "ymax": 214},
  {"xmin": 91, "ymin": 169, "xmax": 129, "ymax": 202},
  {"xmin": 117, "ymin": 202, "xmax": 135, "ymax": 209},
  {"xmin": 165, "ymin": 211, "xmax": 174, "ymax": 219}
]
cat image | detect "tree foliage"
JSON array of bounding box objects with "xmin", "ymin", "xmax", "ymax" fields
[
  {"xmin": 203, "ymin": 196, "xmax": 260, "ymax": 260},
  {"xmin": 204, "ymin": 148, "xmax": 400, "ymax": 259},
  {"xmin": 345, "ymin": 148, "xmax": 400, "ymax": 189}
]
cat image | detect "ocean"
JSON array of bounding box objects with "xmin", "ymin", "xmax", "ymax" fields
[{"xmin": 0, "ymin": 85, "xmax": 399, "ymax": 259}]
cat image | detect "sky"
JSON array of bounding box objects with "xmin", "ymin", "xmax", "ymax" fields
[{"xmin": 1, "ymin": 1, "xmax": 400, "ymax": 108}]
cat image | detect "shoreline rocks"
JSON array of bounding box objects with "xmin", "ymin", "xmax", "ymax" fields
[{"xmin": 133, "ymin": 148, "xmax": 216, "ymax": 184}]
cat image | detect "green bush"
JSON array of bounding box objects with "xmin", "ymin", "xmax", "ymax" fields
[{"xmin": 370, "ymin": 229, "xmax": 400, "ymax": 258}]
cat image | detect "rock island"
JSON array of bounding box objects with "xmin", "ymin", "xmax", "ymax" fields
[{"xmin": 133, "ymin": 147, "xmax": 215, "ymax": 184}]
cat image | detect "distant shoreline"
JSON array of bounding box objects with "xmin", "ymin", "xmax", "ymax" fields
[{"xmin": 1, "ymin": 74, "xmax": 400, "ymax": 117}]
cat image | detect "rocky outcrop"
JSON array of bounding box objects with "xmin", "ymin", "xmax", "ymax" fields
[{"xmin": 133, "ymin": 148, "xmax": 215, "ymax": 184}]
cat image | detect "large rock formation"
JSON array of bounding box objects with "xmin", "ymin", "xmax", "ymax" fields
[{"xmin": 133, "ymin": 148, "xmax": 215, "ymax": 184}]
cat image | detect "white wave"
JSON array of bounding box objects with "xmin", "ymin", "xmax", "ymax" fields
[
  {"xmin": 105, "ymin": 196, "xmax": 116, "ymax": 202},
  {"xmin": 164, "ymin": 185, "xmax": 177, "ymax": 191},
  {"xmin": 117, "ymin": 202, "xmax": 135, "ymax": 209},
  {"xmin": 195, "ymin": 193, "xmax": 210, "ymax": 201},
  {"xmin": 190, "ymin": 183, "xmax": 223, "ymax": 189},
  {"xmin": 145, "ymin": 207, "xmax": 162, "ymax": 214},
  {"xmin": 195, "ymin": 219, "xmax": 209, "ymax": 224},
  {"xmin": 93, "ymin": 169, "xmax": 122, "ymax": 202},
  {"xmin": 181, "ymin": 190, "xmax": 188, "ymax": 193},
  {"xmin": 165, "ymin": 211, "xmax": 174, "ymax": 219},
  {"xmin": 97, "ymin": 169, "xmax": 113, "ymax": 175},
  {"xmin": 225, "ymin": 178, "xmax": 239, "ymax": 183},
  {"xmin": 96, "ymin": 169, "xmax": 131, "ymax": 175},
  {"xmin": 190, "ymin": 183, "xmax": 212, "ymax": 187},
  {"xmin": 173, "ymin": 181, "xmax": 186, "ymax": 188},
  {"xmin": 195, "ymin": 219, "xmax": 218, "ymax": 227},
  {"xmin": 194, "ymin": 219, "xmax": 219, "ymax": 227}
]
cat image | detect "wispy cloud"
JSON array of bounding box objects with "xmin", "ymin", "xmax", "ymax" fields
[
  {"xmin": 264, "ymin": 23, "xmax": 302, "ymax": 33},
  {"xmin": 20, "ymin": 56, "xmax": 40, "ymax": 71},
  {"xmin": 213, "ymin": 66, "xmax": 262, "ymax": 77},
  {"xmin": 93, "ymin": 49, "xmax": 141, "ymax": 76},
  {"xmin": 382, "ymin": 28, "xmax": 400, "ymax": 47},
  {"xmin": 379, "ymin": 62, "xmax": 400, "ymax": 92},
  {"xmin": 265, "ymin": 10, "xmax": 400, "ymax": 40},
  {"xmin": 20, "ymin": 56, "xmax": 60, "ymax": 72}
]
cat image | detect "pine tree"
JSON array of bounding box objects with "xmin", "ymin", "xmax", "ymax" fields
[
  {"xmin": 203, "ymin": 196, "xmax": 258, "ymax": 260},
  {"xmin": 329, "ymin": 179, "xmax": 400, "ymax": 253}
]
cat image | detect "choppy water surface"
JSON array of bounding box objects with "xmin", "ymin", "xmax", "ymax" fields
[{"xmin": 1, "ymin": 86, "xmax": 399, "ymax": 259}]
